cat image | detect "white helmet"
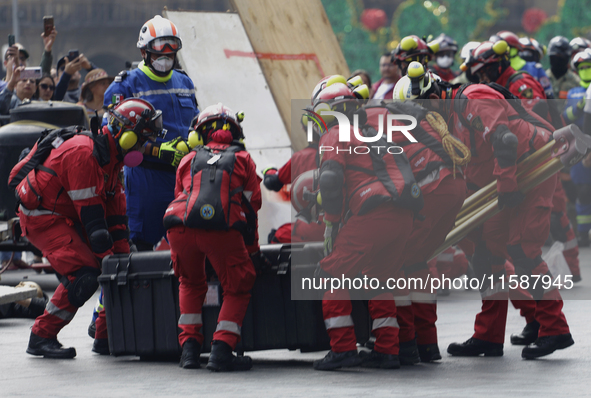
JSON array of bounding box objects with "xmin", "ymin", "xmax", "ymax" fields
[
  {"xmin": 393, "ymin": 62, "xmax": 437, "ymax": 100},
  {"xmin": 137, "ymin": 15, "xmax": 182, "ymax": 54},
  {"xmin": 460, "ymin": 41, "xmax": 481, "ymax": 61}
]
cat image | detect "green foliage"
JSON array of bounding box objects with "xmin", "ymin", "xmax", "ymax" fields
[
  {"xmin": 321, "ymin": 0, "xmax": 383, "ymax": 81},
  {"xmin": 397, "ymin": 2, "xmax": 442, "ymax": 40}
]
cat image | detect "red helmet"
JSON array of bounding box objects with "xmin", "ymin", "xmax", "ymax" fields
[
  {"xmin": 108, "ymin": 98, "xmax": 164, "ymax": 150},
  {"xmin": 193, "ymin": 102, "xmax": 244, "ymax": 141},
  {"xmin": 491, "ymin": 30, "xmax": 523, "ymax": 51},
  {"xmin": 392, "ymin": 35, "xmax": 435, "ymax": 62},
  {"xmin": 310, "ymin": 75, "xmax": 369, "ymax": 131},
  {"xmin": 461, "ymin": 40, "xmax": 509, "ymax": 74},
  {"xmin": 291, "ymin": 169, "xmax": 321, "ymax": 224}
]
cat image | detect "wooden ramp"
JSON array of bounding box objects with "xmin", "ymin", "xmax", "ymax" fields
[{"xmin": 165, "ymin": 3, "xmax": 349, "ymax": 241}]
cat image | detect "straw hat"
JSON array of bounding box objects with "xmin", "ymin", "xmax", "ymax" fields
[{"xmin": 80, "ymin": 68, "xmax": 114, "ymax": 101}]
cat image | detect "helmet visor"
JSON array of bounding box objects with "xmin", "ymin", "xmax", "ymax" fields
[{"xmin": 149, "ymin": 37, "xmax": 182, "ymax": 53}]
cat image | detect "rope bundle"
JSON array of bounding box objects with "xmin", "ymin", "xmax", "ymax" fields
[{"xmin": 426, "ymin": 111, "xmax": 471, "ymax": 177}]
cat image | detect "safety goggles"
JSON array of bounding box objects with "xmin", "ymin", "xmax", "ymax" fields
[
  {"xmin": 149, "ymin": 37, "xmax": 182, "ymax": 53},
  {"xmin": 111, "ymin": 109, "xmax": 165, "ymax": 140},
  {"xmin": 39, "ymin": 83, "xmax": 55, "ymax": 91}
]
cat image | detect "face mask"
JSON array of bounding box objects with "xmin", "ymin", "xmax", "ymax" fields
[
  {"xmin": 436, "ymin": 55, "xmax": 454, "ymax": 69},
  {"xmin": 151, "ymin": 56, "xmax": 174, "ymax": 73},
  {"xmin": 550, "ymin": 56, "xmax": 568, "ymax": 77},
  {"xmin": 123, "ymin": 151, "xmax": 143, "ymax": 167}
]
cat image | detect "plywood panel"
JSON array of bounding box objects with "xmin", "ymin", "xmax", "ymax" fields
[{"xmin": 232, "ymin": 0, "xmax": 350, "ymax": 151}]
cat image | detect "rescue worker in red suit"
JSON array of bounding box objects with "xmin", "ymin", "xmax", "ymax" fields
[
  {"xmin": 14, "ymin": 98, "xmax": 164, "ymax": 358},
  {"xmin": 262, "ymin": 112, "xmax": 324, "ymax": 243},
  {"xmin": 163, "ymin": 103, "xmax": 262, "ymax": 372},
  {"xmin": 400, "ymin": 61, "xmax": 574, "ymax": 359},
  {"xmin": 309, "ymin": 75, "xmax": 423, "ymax": 370},
  {"xmin": 466, "ymin": 41, "xmax": 580, "ymax": 345},
  {"xmin": 367, "ymin": 72, "xmax": 469, "ymax": 363}
]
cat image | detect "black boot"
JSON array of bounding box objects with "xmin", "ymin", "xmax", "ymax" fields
[
  {"xmin": 447, "ymin": 338, "xmax": 503, "ymax": 357},
  {"xmin": 206, "ymin": 340, "xmax": 252, "ymax": 372},
  {"xmin": 88, "ymin": 320, "xmax": 96, "ymax": 339},
  {"xmin": 522, "ymin": 333, "xmax": 574, "ymax": 359},
  {"xmin": 26, "ymin": 332, "xmax": 76, "ymax": 359},
  {"xmin": 179, "ymin": 338, "xmax": 201, "ymax": 369},
  {"xmin": 399, "ymin": 338, "xmax": 420, "ymax": 365},
  {"xmin": 418, "ymin": 343, "xmax": 442, "ymax": 362},
  {"xmin": 92, "ymin": 338, "xmax": 110, "ymax": 355},
  {"xmin": 510, "ymin": 321, "xmax": 540, "ymax": 346},
  {"xmin": 313, "ymin": 349, "xmax": 361, "ymax": 371},
  {"xmin": 359, "ymin": 350, "xmax": 400, "ymax": 369}
]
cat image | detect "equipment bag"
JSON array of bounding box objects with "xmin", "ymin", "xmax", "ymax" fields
[
  {"xmin": 8, "ymin": 125, "xmax": 87, "ymax": 191},
  {"xmin": 184, "ymin": 144, "xmax": 244, "ymax": 230}
]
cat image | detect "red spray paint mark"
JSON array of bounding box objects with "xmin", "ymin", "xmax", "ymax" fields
[{"xmin": 224, "ymin": 49, "xmax": 325, "ymax": 76}]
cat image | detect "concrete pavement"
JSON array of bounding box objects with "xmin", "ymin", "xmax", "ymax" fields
[{"xmin": 1, "ymin": 249, "xmax": 590, "ymax": 397}]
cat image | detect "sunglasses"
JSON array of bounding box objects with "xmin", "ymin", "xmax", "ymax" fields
[{"xmin": 39, "ymin": 83, "xmax": 55, "ymax": 90}]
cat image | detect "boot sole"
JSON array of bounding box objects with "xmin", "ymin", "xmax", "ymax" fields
[
  {"xmin": 510, "ymin": 336, "xmax": 537, "ymax": 346},
  {"xmin": 206, "ymin": 361, "xmax": 252, "ymax": 372},
  {"xmin": 447, "ymin": 348, "xmax": 503, "ymax": 357},
  {"xmin": 521, "ymin": 336, "xmax": 575, "ymax": 359},
  {"xmin": 26, "ymin": 347, "xmax": 76, "ymax": 359},
  {"xmin": 313, "ymin": 355, "xmax": 362, "ymax": 371}
]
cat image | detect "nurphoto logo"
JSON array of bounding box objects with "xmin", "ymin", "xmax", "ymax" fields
[{"xmin": 305, "ymin": 109, "xmax": 418, "ymax": 155}]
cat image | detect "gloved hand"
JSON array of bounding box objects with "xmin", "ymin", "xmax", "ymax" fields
[
  {"xmin": 250, "ymin": 250, "xmax": 272, "ymax": 275},
  {"xmin": 262, "ymin": 167, "xmax": 283, "ymax": 192},
  {"xmin": 497, "ymin": 191, "xmax": 525, "ymax": 210},
  {"xmin": 158, "ymin": 137, "xmax": 190, "ymax": 167},
  {"xmin": 323, "ymin": 220, "xmax": 340, "ymax": 256}
]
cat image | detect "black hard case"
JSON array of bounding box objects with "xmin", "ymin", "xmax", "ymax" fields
[{"xmin": 98, "ymin": 243, "xmax": 370, "ymax": 358}]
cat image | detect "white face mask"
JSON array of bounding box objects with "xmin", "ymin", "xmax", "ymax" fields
[
  {"xmin": 152, "ymin": 56, "xmax": 174, "ymax": 73},
  {"xmin": 436, "ymin": 55, "xmax": 454, "ymax": 69}
]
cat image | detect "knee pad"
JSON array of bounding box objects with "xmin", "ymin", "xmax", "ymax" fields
[
  {"xmin": 550, "ymin": 212, "xmax": 568, "ymax": 242},
  {"xmin": 62, "ymin": 267, "xmax": 101, "ymax": 308},
  {"xmin": 576, "ymin": 184, "xmax": 591, "ymax": 205}
]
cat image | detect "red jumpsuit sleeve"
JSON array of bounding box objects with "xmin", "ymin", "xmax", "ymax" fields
[
  {"xmin": 277, "ymin": 158, "xmax": 291, "ymax": 185},
  {"xmin": 61, "ymin": 147, "xmax": 113, "ymax": 258},
  {"xmin": 106, "ymin": 174, "xmax": 129, "ymax": 254},
  {"xmin": 175, "ymin": 151, "xmax": 195, "ymax": 197},
  {"xmin": 466, "ymin": 99, "xmax": 519, "ymax": 193},
  {"xmin": 243, "ymin": 154, "xmax": 262, "ymax": 254}
]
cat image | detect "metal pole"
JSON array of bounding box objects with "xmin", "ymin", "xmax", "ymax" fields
[{"xmin": 12, "ymin": 0, "xmax": 19, "ymax": 42}]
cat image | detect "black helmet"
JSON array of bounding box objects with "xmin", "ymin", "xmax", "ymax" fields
[
  {"xmin": 431, "ymin": 33, "xmax": 458, "ymax": 54},
  {"xmin": 547, "ymin": 36, "xmax": 571, "ymax": 58}
]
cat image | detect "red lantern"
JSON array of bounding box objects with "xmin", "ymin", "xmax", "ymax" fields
[
  {"xmin": 521, "ymin": 8, "xmax": 547, "ymax": 33},
  {"xmin": 361, "ymin": 9, "xmax": 387, "ymax": 32}
]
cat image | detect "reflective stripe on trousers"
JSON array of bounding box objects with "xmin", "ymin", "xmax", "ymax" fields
[
  {"xmin": 216, "ymin": 320, "xmax": 241, "ymax": 335},
  {"xmin": 372, "ymin": 317, "xmax": 399, "ymax": 331},
  {"xmin": 324, "ymin": 315, "xmax": 354, "ymax": 330},
  {"xmin": 411, "ymin": 292, "xmax": 437, "ymax": 303},
  {"xmin": 46, "ymin": 301, "xmax": 75, "ymax": 322},
  {"xmin": 178, "ymin": 313, "xmax": 202, "ymax": 325},
  {"xmin": 394, "ymin": 295, "xmax": 411, "ymax": 306}
]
